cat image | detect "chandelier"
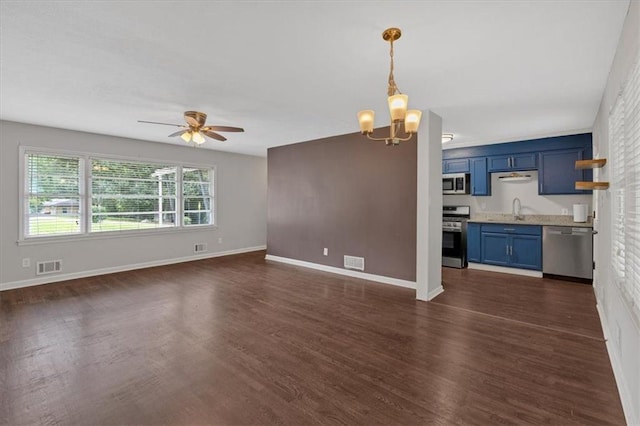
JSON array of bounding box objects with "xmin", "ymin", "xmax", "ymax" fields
[{"xmin": 357, "ymin": 28, "xmax": 422, "ymax": 146}]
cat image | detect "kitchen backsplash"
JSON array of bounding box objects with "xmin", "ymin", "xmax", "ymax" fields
[{"xmin": 443, "ymin": 170, "xmax": 592, "ymax": 216}]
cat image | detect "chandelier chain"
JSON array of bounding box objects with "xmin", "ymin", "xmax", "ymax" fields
[{"xmin": 387, "ymin": 39, "xmax": 399, "ymax": 96}]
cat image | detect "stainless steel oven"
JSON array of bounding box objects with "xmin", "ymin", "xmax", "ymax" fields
[
  {"xmin": 442, "ymin": 205, "xmax": 470, "ymax": 268},
  {"xmin": 443, "ymin": 173, "xmax": 470, "ymax": 195}
]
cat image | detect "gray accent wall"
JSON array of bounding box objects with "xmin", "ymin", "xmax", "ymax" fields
[
  {"xmin": 0, "ymin": 121, "xmax": 267, "ymax": 288},
  {"xmin": 267, "ymin": 130, "xmax": 417, "ymax": 281}
]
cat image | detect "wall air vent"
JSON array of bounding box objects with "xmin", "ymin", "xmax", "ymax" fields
[
  {"xmin": 194, "ymin": 243, "xmax": 208, "ymax": 253},
  {"xmin": 36, "ymin": 260, "xmax": 62, "ymax": 275},
  {"xmin": 344, "ymin": 255, "xmax": 365, "ymax": 271}
]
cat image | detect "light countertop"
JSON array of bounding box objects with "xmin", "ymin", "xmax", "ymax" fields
[{"xmin": 467, "ymin": 213, "xmax": 593, "ymax": 228}]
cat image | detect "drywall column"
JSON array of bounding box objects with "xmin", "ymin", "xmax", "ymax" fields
[{"xmin": 416, "ymin": 110, "xmax": 443, "ymax": 301}]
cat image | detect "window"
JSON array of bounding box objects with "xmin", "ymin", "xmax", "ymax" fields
[
  {"xmin": 25, "ymin": 153, "xmax": 83, "ymax": 237},
  {"xmin": 183, "ymin": 167, "xmax": 213, "ymax": 226},
  {"xmin": 22, "ymin": 150, "xmax": 215, "ymax": 239},
  {"xmin": 91, "ymin": 159, "xmax": 177, "ymax": 232},
  {"xmin": 610, "ymin": 55, "xmax": 640, "ymax": 319}
]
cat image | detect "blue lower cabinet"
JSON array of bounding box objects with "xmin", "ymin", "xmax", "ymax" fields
[
  {"xmin": 476, "ymin": 224, "xmax": 542, "ymax": 271},
  {"xmin": 467, "ymin": 223, "xmax": 481, "ymax": 262},
  {"xmin": 481, "ymin": 233, "xmax": 510, "ymax": 266},
  {"xmin": 510, "ymin": 235, "xmax": 542, "ymax": 270}
]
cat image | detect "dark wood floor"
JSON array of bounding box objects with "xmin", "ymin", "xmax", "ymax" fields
[{"xmin": 0, "ymin": 251, "xmax": 625, "ymax": 425}]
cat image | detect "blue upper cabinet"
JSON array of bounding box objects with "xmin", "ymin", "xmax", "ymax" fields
[
  {"xmin": 487, "ymin": 153, "xmax": 537, "ymax": 172},
  {"xmin": 442, "ymin": 133, "xmax": 592, "ymax": 197},
  {"xmin": 443, "ymin": 158, "xmax": 469, "ymax": 174},
  {"xmin": 539, "ymin": 148, "xmax": 592, "ymax": 194},
  {"xmin": 470, "ymin": 157, "xmax": 490, "ymax": 196}
]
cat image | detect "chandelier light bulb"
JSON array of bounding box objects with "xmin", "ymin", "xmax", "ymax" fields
[
  {"xmin": 405, "ymin": 110, "xmax": 422, "ymax": 133},
  {"xmin": 388, "ymin": 94, "xmax": 408, "ymax": 122},
  {"xmin": 357, "ymin": 110, "xmax": 375, "ymax": 133}
]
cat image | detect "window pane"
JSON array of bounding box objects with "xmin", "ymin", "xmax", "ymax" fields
[
  {"xmin": 90, "ymin": 159, "xmax": 177, "ymax": 233},
  {"xmin": 182, "ymin": 167, "xmax": 213, "ymax": 226},
  {"xmin": 26, "ymin": 154, "xmax": 82, "ymax": 237}
]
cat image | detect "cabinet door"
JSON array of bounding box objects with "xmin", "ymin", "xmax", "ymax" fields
[
  {"xmin": 487, "ymin": 155, "xmax": 512, "ymax": 172},
  {"xmin": 488, "ymin": 154, "xmax": 537, "ymax": 172},
  {"xmin": 510, "ymin": 235, "xmax": 542, "ymax": 270},
  {"xmin": 481, "ymin": 232, "xmax": 510, "ymax": 266},
  {"xmin": 470, "ymin": 158, "xmax": 490, "ymax": 196},
  {"xmin": 467, "ymin": 223, "xmax": 481, "ymax": 262},
  {"xmin": 443, "ymin": 158, "xmax": 469, "ymax": 174},
  {"xmin": 511, "ymin": 153, "xmax": 537, "ymax": 170},
  {"xmin": 539, "ymin": 149, "xmax": 590, "ymax": 194}
]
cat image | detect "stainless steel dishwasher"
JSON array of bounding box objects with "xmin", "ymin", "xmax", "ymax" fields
[{"xmin": 543, "ymin": 226, "xmax": 594, "ymax": 280}]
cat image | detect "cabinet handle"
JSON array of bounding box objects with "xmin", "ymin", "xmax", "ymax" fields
[
  {"xmin": 506, "ymin": 245, "xmax": 509, "ymax": 255},
  {"xmin": 503, "ymin": 228, "xmax": 515, "ymax": 231},
  {"xmin": 509, "ymin": 245, "xmax": 513, "ymax": 255}
]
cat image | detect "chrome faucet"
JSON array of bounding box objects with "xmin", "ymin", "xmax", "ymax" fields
[{"xmin": 512, "ymin": 197, "xmax": 522, "ymax": 220}]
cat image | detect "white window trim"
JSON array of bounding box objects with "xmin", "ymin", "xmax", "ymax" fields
[{"xmin": 18, "ymin": 146, "xmax": 217, "ymax": 245}]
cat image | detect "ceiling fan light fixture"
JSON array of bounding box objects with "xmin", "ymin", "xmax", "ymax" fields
[
  {"xmin": 192, "ymin": 131, "xmax": 205, "ymax": 144},
  {"xmin": 181, "ymin": 131, "xmax": 192, "ymax": 143}
]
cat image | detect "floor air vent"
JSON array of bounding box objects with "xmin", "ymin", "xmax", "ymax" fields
[
  {"xmin": 344, "ymin": 255, "xmax": 365, "ymax": 271},
  {"xmin": 194, "ymin": 243, "xmax": 208, "ymax": 253},
  {"xmin": 36, "ymin": 260, "xmax": 62, "ymax": 275}
]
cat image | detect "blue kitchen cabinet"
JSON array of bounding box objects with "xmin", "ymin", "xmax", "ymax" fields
[
  {"xmin": 510, "ymin": 234, "xmax": 542, "ymax": 270},
  {"xmin": 479, "ymin": 224, "xmax": 542, "ymax": 270},
  {"xmin": 539, "ymin": 148, "xmax": 592, "ymax": 194},
  {"xmin": 467, "ymin": 223, "xmax": 481, "ymax": 262},
  {"xmin": 443, "ymin": 158, "xmax": 470, "ymax": 174},
  {"xmin": 470, "ymin": 157, "xmax": 490, "ymax": 196},
  {"xmin": 481, "ymin": 233, "xmax": 510, "ymax": 266},
  {"xmin": 487, "ymin": 153, "xmax": 537, "ymax": 172}
]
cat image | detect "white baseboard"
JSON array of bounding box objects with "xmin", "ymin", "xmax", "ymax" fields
[
  {"xmin": 596, "ymin": 303, "xmax": 638, "ymax": 426},
  {"xmin": 468, "ymin": 262, "xmax": 543, "ymax": 278},
  {"xmin": 427, "ymin": 285, "xmax": 444, "ymax": 301},
  {"xmin": 0, "ymin": 245, "xmax": 266, "ymax": 292},
  {"xmin": 265, "ymin": 254, "xmax": 416, "ymax": 290}
]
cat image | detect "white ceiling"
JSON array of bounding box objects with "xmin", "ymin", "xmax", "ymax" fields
[{"xmin": 0, "ymin": 1, "xmax": 630, "ymax": 157}]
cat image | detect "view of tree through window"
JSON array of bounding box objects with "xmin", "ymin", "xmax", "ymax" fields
[
  {"xmin": 91, "ymin": 159, "xmax": 177, "ymax": 232},
  {"xmin": 26, "ymin": 153, "xmax": 82, "ymax": 237},
  {"xmin": 23, "ymin": 151, "xmax": 215, "ymax": 238},
  {"xmin": 183, "ymin": 167, "xmax": 212, "ymax": 226}
]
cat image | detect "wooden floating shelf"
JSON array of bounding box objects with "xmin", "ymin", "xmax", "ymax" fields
[
  {"xmin": 576, "ymin": 181, "xmax": 610, "ymax": 190},
  {"xmin": 575, "ymin": 158, "xmax": 607, "ymax": 169}
]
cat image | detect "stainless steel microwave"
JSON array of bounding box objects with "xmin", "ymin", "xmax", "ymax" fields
[{"xmin": 443, "ymin": 173, "xmax": 470, "ymax": 195}]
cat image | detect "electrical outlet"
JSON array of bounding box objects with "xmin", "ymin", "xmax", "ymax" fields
[
  {"xmin": 323, "ymin": 248, "xmax": 328, "ymax": 256},
  {"xmin": 218, "ymin": 237, "xmax": 223, "ymax": 244},
  {"xmin": 561, "ymin": 208, "xmax": 569, "ymax": 215},
  {"xmin": 22, "ymin": 258, "xmax": 30, "ymax": 268}
]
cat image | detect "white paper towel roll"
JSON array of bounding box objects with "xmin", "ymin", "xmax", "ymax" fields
[{"xmin": 573, "ymin": 204, "xmax": 588, "ymax": 222}]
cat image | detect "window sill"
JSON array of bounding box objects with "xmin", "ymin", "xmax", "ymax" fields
[{"xmin": 16, "ymin": 224, "xmax": 218, "ymax": 246}]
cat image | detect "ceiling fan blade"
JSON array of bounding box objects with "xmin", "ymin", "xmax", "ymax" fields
[
  {"xmin": 202, "ymin": 130, "xmax": 227, "ymax": 141},
  {"xmin": 185, "ymin": 116, "xmax": 200, "ymax": 127},
  {"xmin": 138, "ymin": 120, "xmax": 186, "ymax": 127},
  {"xmin": 204, "ymin": 125, "xmax": 245, "ymax": 133},
  {"xmin": 168, "ymin": 129, "xmax": 188, "ymax": 137}
]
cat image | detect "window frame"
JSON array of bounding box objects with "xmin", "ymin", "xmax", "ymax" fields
[
  {"xmin": 608, "ymin": 54, "xmax": 640, "ymax": 322},
  {"xmin": 18, "ymin": 146, "xmax": 217, "ymax": 245}
]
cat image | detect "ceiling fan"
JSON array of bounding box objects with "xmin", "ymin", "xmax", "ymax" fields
[{"xmin": 138, "ymin": 111, "xmax": 244, "ymax": 145}]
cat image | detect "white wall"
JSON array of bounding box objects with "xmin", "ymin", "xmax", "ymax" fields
[
  {"xmin": 591, "ymin": 2, "xmax": 640, "ymax": 424},
  {"xmin": 0, "ymin": 121, "xmax": 267, "ymax": 289},
  {"xmin": 444, "ymin": 171, "xmax": 592, "ymax": 216}
]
